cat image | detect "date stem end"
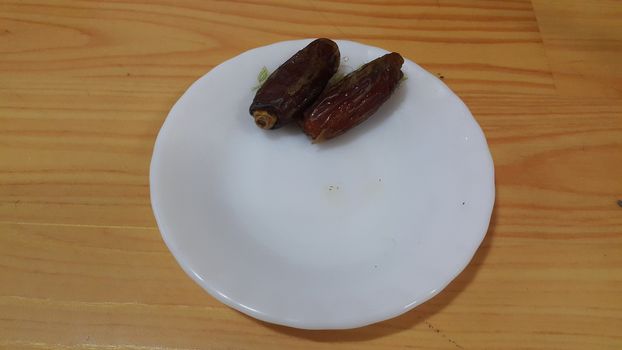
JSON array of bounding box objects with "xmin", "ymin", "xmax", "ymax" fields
[{"xmin": 253, "ymin": 110, "xmax": 277, "ymax": 129}]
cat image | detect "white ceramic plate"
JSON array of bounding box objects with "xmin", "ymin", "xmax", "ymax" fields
[{"xmin": 150, "ymin": 39, "xmax": 495, "ymax": 330}]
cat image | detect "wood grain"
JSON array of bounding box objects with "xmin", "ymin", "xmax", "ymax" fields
[{"xmin": 1, "ymin": 0, "xmax": 621, "ymax": 349}]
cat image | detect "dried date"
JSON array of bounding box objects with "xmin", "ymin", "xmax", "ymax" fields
[
  {"xmin": 301, "ymin": 52, "xmax": 404, "ymax": 142},
  {"xmin": 249, "ymin": 39, "xmax": 340, "ymax": 129}
]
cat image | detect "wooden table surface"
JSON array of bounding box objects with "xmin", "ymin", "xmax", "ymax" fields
[{"xmin": 2, "ymin": 1, "xmax": 621, "ymax": 349}]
